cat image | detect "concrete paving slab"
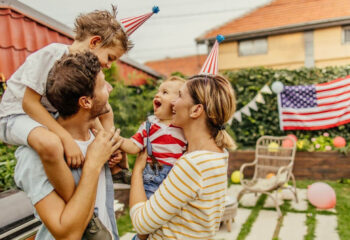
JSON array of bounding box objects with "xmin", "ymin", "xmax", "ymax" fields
[
  {"xmin": 263, "ymin": 192, "xmax": 284, "ymax": 208},
  {"xmin": 214, "ymin": 208, "xmax": 252, "ymax": 240},
  {"xmin": 316, "ymin": 207, "xmax": 336, "ymax": 213},
  {"xmin": 290, "ymin": 199, "xmax": 308, "ymax": 211},
  {"xmin": 240, "ymin": 193, "xmax": 260, "ymax": 207},
  {"xmin": 246, "ymin": 210, "xmax": 279, "ymax": 240},
  {"xmin": 297, "ymin": 189, "xmax": 308, "ymax": 201},
  {"xmin": 227, "ymin": 184, "xmax": 243, "ymax": 198},
  {"xmin": 279, "ymin": 212, "xmax": 307, "ymax": 240},
  {"xmin": 315, "ymin": 215, "xmax": 339, "ymax": 240}
]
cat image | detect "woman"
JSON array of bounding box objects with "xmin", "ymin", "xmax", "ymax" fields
[{"xmin": 129, "ymin": 74, "xmax": 236, "ymax": 239}]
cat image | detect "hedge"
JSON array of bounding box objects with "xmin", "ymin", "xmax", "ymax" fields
[{"xmin": 225, "ymin": 65, "xmax": 350, "ymax": 148}]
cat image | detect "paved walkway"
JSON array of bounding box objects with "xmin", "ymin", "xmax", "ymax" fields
[{"xmin": 120, "ymin": 184, "xmax": 340, "ymax": 240}]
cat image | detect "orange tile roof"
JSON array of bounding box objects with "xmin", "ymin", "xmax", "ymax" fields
[
  {"xmin": 200, "ymin": 0, "xmax": 350, "ymax": 40},
  {"xmin": 145, "ymin": 55, "xmax": 207, "ymax": 77}
]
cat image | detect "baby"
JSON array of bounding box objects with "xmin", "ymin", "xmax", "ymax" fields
[{"xmin": 120, "ymin": 76, "xmax": 187, "ymax": 198}]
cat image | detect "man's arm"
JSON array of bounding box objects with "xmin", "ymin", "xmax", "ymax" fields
[{"xmin": 34, "ymin": 129, "xmax": 122, "ymax": 239}]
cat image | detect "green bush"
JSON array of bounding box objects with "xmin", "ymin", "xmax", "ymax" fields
[
  {"xmin": 0, "ymin": 142, "xmax": 17, "ymax": 191},
  {"xmin": 225, "ymin": 65, "xmax": 350, "ymax": 148}
]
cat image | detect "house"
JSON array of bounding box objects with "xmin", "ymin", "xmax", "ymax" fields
[
  {"xmin": 0, "ymin": 0, "xmax": 161, "ymax": 87},
  {"xmin": 145, "ymin": 54, "xmax": 207, "ymax": 77},
  {"xmin": 196, "ymin": 0, "xmax": 350, "ymax": 71}
]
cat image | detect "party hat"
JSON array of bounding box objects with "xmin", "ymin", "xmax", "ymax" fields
[
  {"xmin": 199, "ymin": 35, "xmax": 225, "ymax": 75},
  {"xmin": 120, "ymin": 6, "xmax": 159, "ymax": 36}
]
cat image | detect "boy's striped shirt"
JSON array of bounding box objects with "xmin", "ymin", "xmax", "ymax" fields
[
  {"xmin": 130, "ymin": 150, "xmax": 229, "ymax": 239},
  {"xmin": 132, "ymin": 115, "xmax": 187, "ymax": 166}
]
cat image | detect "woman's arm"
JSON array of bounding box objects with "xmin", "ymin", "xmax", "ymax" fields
[{"xmin": 130, "ymin": 153, "xmax": 202, "ymax": 234}]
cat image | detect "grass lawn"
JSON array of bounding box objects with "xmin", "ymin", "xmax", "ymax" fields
[{"xmin": 116, "ymin": 180, "xmax": 350, "ymax": 239}]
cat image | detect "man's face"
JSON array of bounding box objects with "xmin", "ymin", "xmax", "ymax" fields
[{"xmin": 90, "ymin": 71, "xmax": 110, "ymax": 118}]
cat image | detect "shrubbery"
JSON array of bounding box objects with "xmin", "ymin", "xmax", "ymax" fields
[{"xmin": 226, "ymin": 65, "xmax": 350, "ymax": 148}]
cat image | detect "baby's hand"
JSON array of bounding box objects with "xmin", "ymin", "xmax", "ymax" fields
[{"xmin": 108, "ymin": 149, "xmax": 123, "ymax": 168}]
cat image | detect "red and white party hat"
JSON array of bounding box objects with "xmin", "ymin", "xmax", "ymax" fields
[
  {"xmin": 120, "ymin": 6, "xmax": 159, "ymax": 36},
  {"xmin": 199, "ymin": 35, "xmax": 225, "ymax": 75}
]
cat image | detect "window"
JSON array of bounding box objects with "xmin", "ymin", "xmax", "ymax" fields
[
  {"xmin": 238, "ymin": 38, "xmax": 267, "ymax": 56},
  {"xmin": 343, "ymin": 26, "xmax": 350, "ymax": 44}
]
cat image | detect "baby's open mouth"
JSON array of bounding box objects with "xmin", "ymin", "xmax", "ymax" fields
[{"xmin": 154, "ymin": 99, "xmax": 162, "ymax": 109}]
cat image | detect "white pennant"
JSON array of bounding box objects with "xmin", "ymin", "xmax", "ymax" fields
[
  {"xmin": 255, "ymin": 93, "xmax": 265, "ymax": 104},
  {"xmin": 248, "ymin": 101, "xmax": 258, "ymax": 111},
  {"xmin": 260, "ymin": 85, "xmax": 272, "ymax": 94},
  {"xmin": 241, "ymin": 106, "xmax": 251, "ymax": 116},
  {"xmin": 233, "ymin": 111, "xmax": 242, "ymax": 122}
]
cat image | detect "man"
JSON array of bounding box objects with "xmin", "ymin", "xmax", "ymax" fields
[{"xmin": 14, "ymin": 52, "xmax": 123, "ymax": 239}]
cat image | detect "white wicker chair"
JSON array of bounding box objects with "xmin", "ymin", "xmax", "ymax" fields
[{"xmin": 237, "ymin": 136, "xmax": 298, "ymax": 217}]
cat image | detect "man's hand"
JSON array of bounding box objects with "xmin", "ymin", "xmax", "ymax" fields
[
  {"xmin": 62, "ymin": 135, "xmax": 84, "ymax": 168},
  {"xmin": 108, "ymin": 149, "xmax": 123, "ymax": 168},
  {"xmin": 85, "ymin": 128, "xmax": 123, "ymax": 170}
]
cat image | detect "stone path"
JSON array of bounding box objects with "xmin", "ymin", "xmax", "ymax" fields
[{"xmin": 120, "ymin": 184, "xmax": 340, "ymax": 240}]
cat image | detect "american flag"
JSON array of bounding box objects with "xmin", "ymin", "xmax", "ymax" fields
[{"xmin": 278, "ymin": 76, "xmax": 350, "ymax": 130}]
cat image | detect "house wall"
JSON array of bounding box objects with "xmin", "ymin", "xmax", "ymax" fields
[{"xmin": 219, "ymin": 26, "xmax": 350, "ymax": 71}]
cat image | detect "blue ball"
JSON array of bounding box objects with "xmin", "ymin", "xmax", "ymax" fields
[{"xmin": 216, "ymin": 35, "xmax": 225, "ymax": 43}]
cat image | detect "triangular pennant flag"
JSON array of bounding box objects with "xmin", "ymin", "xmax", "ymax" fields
[
  {"xmin": 120, "ymin": 6, "xmax": 159, "ymax": 36},
  {"xmin": 255, "ymin": 93, "xmax": 265, "ymax": 104},
  {"xmin": 199, "ymin": 35, "xmax": 225, "ymax": 75},
  {"xmin": 234, "ymin": 111, "xmax": 242, "ymax": 122},
  {"xmin": 260, "ymin": 85, "xmax": 272, "ymax": 94},
  {"xmin": 248, "ymin": 101, "xmax": 258, "ymax": 111},
  {"xmin": 241, "ymin": 106, "xmax": 251, "ymax": 116}
]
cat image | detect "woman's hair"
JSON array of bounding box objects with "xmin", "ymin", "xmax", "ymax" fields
[
  {"xmin": 74, "ymin": 5, "xmax": 133, "ymax": 52},
  {"xmin": 187, "ymin": 74, "xmax": 236, "ymax": 150}
]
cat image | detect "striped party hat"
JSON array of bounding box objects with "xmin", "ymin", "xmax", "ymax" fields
[
  {"xmin": 199, "ymin": 35, "xmax": 225, "ymax": 75},
  {"xmin": 120, "ymin": 6, "xmax": 160, "ymax": 36}
]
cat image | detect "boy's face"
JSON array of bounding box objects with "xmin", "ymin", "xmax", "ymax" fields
[
  {"xmin": 153, "ymin": 80, "xmax": 184, "ymax": 121},
  {"xmin": 91, "ymin": 45, "xmax": 124, "ymax": 69},
  {"xmin": 90, "ymin": 70, "xmax": 110, "ymax": 118}
]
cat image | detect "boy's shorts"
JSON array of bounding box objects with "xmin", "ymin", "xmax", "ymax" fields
[
  {"xmin": 0, "ymin": 114, "xmax": 43, "ymax": 146},
  {"xmin": 143, "ymin": 163, "xmax": 172, "ymax": 199}
]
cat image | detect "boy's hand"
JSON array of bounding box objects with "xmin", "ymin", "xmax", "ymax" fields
[
  {"xmin": 62, "ymin": 135, "xmax": 84, "ymax": 168},
  {"xmin": 85, "ymin": 128, "xmax": 122, "ymax": 169},
  {"xmin": 108, "ymin": 149, "xmax": 123, "ymax": 168}
]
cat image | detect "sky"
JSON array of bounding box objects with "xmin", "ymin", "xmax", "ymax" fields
[{"xmin": 18, "ymin": 0, "xmax": 271, "ymax": 63}]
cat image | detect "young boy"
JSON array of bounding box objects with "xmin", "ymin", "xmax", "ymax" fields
[
  {"xmin": 0, "ymin": 7, "xmax": 130, "ymax": 238},
  {"xmin": 120, "ymin": 76, "xmax": 187, "ymax": 197}
]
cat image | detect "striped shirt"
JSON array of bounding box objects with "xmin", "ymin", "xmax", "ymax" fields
[
  {"xmin": 132, "ymin": 115, "xmax": 187, "ymax": 166},
  {"xmin": 130, "ymin": 150, "xmax": 229, "ymax": 239}
]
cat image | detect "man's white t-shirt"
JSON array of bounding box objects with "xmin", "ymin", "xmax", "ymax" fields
[{"xmin": 75, "ymin": 132, "xmax": 112, "ymax": 233}]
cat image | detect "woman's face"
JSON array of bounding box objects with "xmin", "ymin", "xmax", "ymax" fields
[{"xmin": 171, "ymin": 83, "xmax": 195, "ymax": 127}]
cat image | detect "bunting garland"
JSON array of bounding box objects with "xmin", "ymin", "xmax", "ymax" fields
[{"xmin": 228, "ymin": 84, "xmax": 272, "ymax": 124}]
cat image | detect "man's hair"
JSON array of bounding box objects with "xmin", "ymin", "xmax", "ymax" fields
[
  {"xmin": 74, "ymin": 6, "xmax": 133, "ymax": 52},
  {"xmin": 46, "ymin": 52, "xmax": 101, "ymax": 118}
]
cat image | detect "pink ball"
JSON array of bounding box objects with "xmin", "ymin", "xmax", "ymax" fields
[
  {"xmin": 333, "ymin": 136, "xmax": 346, "ymax": 148},
  {"xmin": 282, "ymin": 139, "xmax": 294, "ymax": 148},
  {"xmin": 287, "ymin": 134, "xmax": 298, "ymax": 143},
  {"xmin": 307, "ymin": 182, "xmax": 336, "ymax": 209}
]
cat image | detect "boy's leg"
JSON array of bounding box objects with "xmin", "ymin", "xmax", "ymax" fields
[{"xmin": 28, "ymin": 127, "xmax": 75, "ymax": 203}]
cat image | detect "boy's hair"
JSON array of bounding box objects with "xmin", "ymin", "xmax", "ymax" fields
[
  {"xmin": 74, "ymin": 6, "xmax": 133, "ymax": 52},
  {"xmin": 46, "ymin": 52, "xmax": 101, "ymax": 119},
  {"xmin": 163, "ymin": 76, "xmax": 186, "ymax": 84}
]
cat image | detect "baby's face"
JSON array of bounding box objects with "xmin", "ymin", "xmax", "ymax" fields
[{"xmin": 153, "ymin": 80, "xmax": 184, "ymax": 121}]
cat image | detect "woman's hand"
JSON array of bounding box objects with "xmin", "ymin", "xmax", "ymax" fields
[{"xmin": 134, "ymin": 150, "xmax": 147, "ymax": 172}]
